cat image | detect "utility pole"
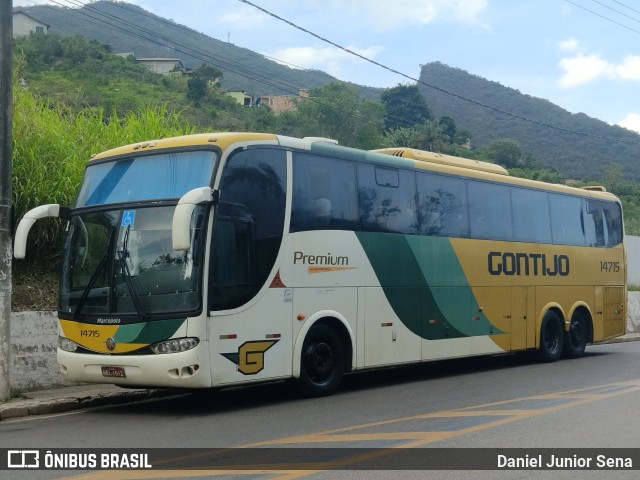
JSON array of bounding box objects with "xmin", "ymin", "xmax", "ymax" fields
[{"xmin": 0, "ymin": 0, "xmax": 13, "ymax": 401}]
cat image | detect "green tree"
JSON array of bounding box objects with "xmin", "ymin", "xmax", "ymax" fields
[
  {"xmin": 285, "ymin": 82, "xmax": 384, "ymax": 148},
  {"xmin": 381, "ymin": 84, "xmax": 431, "ymax": 131},
  {"xmin": 187, "ymin": 76, "xmax": 207, "ymax": 102},
  {"xmin": 187, "ymin": 64, "xmax": 223, "ymax": 103},
  {"xmin": 438, "ymin": 115, "xmax": 457, "ymax": 140},
  {"xmin": 382, "ymin": 127, "xmax": 418, "ymax": 147},
  {"xmin": 487, "ymin": 138, "xmax": 522, "ymax": 168},
  {"xmin": 193, "ymin": 63, "xmax": 223, "ymax": 83},
  {"xmin": 413, "ymin": 119, "xmax": 448, "ymax": 152}
]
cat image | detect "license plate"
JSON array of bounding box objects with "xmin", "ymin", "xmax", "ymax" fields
[{"xmin": 101, "ymin": 366, "xmax": 126, "ymax": 378}]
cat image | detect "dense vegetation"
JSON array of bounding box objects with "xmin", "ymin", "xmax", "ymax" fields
[
  {"xmin": 19, "ymin": 1, "xmax": 640, "ymax": 180},
  {"xmin": 10, "ymin": 29, "xmax": 640, "ymax": 309},
  {"xmin": 17, "ymin": 1, "xmax": 351, "ymax": 98},
  {"xmin": 420, "ymin": 62, "xmax": 640, "ymax": 180}
]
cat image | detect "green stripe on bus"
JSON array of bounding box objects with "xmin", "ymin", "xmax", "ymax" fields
[
  {"xmin": 356, "ymin": 232, "xmax": 500, "ymax": 340},
  {"xmin": 112, "ymin": 318, "xmax": 186, "ymax": 344}
]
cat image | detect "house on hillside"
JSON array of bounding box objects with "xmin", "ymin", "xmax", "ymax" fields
[
  {"xmin": 12, "ymin": 11, "xmax": 49, "ymax": 38},
  {"xmin": 227, "ymin": 91, "xmax": 254, "ymax": 107},
  {"xmin": 136, "ymin": 58, "xmax": 185, "ymax": 75},
  {"xmin": 256, "ymin": 90, "xmax": 309, "ymax": 113}
]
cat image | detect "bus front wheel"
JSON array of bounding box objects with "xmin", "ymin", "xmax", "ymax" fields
[
  {"xmin": 297, "ymin": 324, "xmax": 344, "ymax": 397},
  {"xmin": 537, "ymin": 311, "xmax": 564, "ymax": 362}
]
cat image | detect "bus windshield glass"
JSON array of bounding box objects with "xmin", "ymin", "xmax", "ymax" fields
[
  {"xmin": 75, "ymin": 150, "xmax": 217, "ymax": 207},
  {"xmin": 60, "ymin": 204, "xmax": 207, "ymax": 318}
]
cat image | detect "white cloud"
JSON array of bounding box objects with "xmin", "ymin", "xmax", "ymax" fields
[
  {"xmin": 616, "ymin": 55, "xmax": 640, "ymax": 81},
  {"xmin": 558, "ymin": 38, "xmax": 580, "ymax": 52},
  {"xmin": 313, "ymin": 0, "xmax": 487, "ymax": 30},
  {"xmin": 558, "ymin": 54, "xmax": 611, "ymax": 88},
  {"xmin": 618, "ymin": 113, "xmax": 640, "ymax": 134},
  {"xmin": 558, "ymin": 52, "xmax": 640, "ymax": 88},
  {"xmin": 266, "ymin": 44, "xmax": 383, "ymax": 76}
]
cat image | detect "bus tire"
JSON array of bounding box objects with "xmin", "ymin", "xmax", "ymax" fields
[
  {"xmin": 297, "ymin": 324, "xmax": 344, "ymax": 397},
  {"xmin": 562, "ymin": 315, "xmax": 588, "ymax": 359},
  {"xmin": 537, "ymin": 311, "xmax": 564, "ymax": 362}
]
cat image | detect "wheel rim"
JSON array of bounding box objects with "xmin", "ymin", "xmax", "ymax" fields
[
  {"xmin": 570, "ymin": 321, "xmax": 585, "ymax": 347},
  {"xmin": 544, "ymin": 323, "xmax": 560, "ymax": 352},
  {"xmin": 305, "ymin": 341, "xmax": 335, "ymax": 383}
]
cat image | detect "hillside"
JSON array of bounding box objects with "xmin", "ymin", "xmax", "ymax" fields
[
  {"xmin": 17, "ymin": 1, "xmax": 360, "ymax": 98},
  {"xmin": 419, "ymin": 62, "xmax": 640, "ymax": 180},
  {"xmin": 17, "ymin": 2, "xmax": 640, "ymax": 181}
]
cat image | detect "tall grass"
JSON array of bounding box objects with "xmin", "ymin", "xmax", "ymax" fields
[{"xmin": 12, "ymin": 84, "xmax": 196, "ymax": 261}]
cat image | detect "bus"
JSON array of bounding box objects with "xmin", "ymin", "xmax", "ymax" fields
[{"xmin": 14, "ymin": 132, "xmax": 626, "ymax": 396}]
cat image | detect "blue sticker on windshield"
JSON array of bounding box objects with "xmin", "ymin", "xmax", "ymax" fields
[{"xmin": 121, "ymin": 210, "xmax": 136, "ymax": 227}]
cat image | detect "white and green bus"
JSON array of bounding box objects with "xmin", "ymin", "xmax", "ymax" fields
[{"xmin": 14, "ymin": 132, "xmax": 626, "ymax": 396}]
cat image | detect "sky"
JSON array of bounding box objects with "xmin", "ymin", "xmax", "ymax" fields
[{"xmin": 15, "ymin": 0, "xmax": 640, "ymax": 134}]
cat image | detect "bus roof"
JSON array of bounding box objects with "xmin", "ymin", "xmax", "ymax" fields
[
  {"xmin": 89, "ymin": 132, "xmax": 280, "ymax": 162},
  {"xmin": 372, "ymin": 147, "xmax": 509, "ymax": 176},
  {"xmin": 87, "ymin": 132, "xmax": 620, "ymax": 204}
]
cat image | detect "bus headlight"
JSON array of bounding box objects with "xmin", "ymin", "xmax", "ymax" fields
[
  {"xmin": 150, "ymin": 337, "xmax": 199, "ymax": 354},
  {"xmin": 58, "ymin": 336, "xmax": 78, "ymax": 352}
]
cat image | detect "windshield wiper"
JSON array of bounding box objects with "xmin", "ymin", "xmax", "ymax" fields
[
  {"xmin": 74, "ymin": 251, "xmax": 109, "ymax": 320},
  {"xmin": 117, "ymin": 225, "xmax": 149, "ymax": 319}
]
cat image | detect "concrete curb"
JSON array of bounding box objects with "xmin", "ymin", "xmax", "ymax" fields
[{"xmin": 0, "ymin": 388, "xmax": 174, "ymax": 421}]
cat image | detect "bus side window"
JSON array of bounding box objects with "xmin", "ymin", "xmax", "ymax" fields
[
  {"xmin": 290, "ymin": 154, "xmax": 358, "ymax": 232},
  {"xmin": 511, "ymin": 188, "xmax": 552, "ymax": 243},
  {"xmin": 584, "ymin": 199, "xmax": 603, "ymax": 247},
  {"xmin": 417, "ymin": 172, "xmax": 469, "ymax": 238},
  {"xmin": 584, "ymin": 200, "xmax": 623, "ymax": 247},
  {"xmin": 358, "ymin": 164, "xmax": 418, "ymax": 234},
  {"xmin": 468, "ymin": 181, "xmax": 513, "ymax": 240},
  {"xmin": 602, "ymin": 201, "xmax": 623, "ymax": 246},
  {"xmin": 550, "ymin": 194, "xmax": 586, "ymax": 246}
]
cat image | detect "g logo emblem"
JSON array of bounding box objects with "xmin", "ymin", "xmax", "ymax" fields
[
  {"xmin": 221, "ymin": 340, "xmax": 279, "ymax": 375},
  {"xmin": 106, "ymin": 337, "xmax": 116, "ymax": 351}
]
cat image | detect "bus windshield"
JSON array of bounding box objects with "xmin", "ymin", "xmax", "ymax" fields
[
  {"xmin": 60, "ymin": 204, "xmax": 207, "ymax": 319},
  {"xmin": 75, "ymin": 150, "xmax": 216, "ymax": 207}
]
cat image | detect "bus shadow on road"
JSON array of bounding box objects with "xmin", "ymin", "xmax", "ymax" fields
[{"xmin": 94, "ymin": 348, "xmax": 616, "ymax": 417}]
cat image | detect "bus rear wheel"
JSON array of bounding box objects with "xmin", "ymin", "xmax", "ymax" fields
[
  {"xmin": 537, "ymin": 311, "xmax": 564, "ymax": 362},
  {"xmin": 563, "ymin": 316, "xmax": 588, "ymax": 359},
  {"xmin": 297, "ymin": 324, "xmax": 344, "ymax": 397}
]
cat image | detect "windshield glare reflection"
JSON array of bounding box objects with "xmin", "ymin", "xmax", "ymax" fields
[{"xmin": 61, "ymin": 205, "xmax": 204, "ymax": 318}]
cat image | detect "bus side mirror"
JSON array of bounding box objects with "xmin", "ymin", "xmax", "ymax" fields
[
  {"xmin": 172, "ymin": 187, "xmax": 215, "ymax": 251},
  {"xmin": 14, "ymin": 204, "xmax": 68, "ymax": 259}
]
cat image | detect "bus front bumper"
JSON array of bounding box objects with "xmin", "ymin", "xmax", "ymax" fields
[{"xmin": 57, "ymin": 341, "xmax": 212, "ymax": 389}]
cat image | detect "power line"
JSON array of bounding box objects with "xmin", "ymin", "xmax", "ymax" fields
[
  {"xmin": 20, "ymin": 0, "xmax": 639, "ymax": 145},
  {"xmin": 18, "ymin": 0, "xmax": 407, "ymax": 130},
  {"xmin": 590, "ymin": 0, "xmax": 640, "ymax": 23},
  {"xmin": 610, "ymin": 0, "xmax": 640, "ymax": 18},
  {"xmin": 63, "ymin": 0, "xmax": 435, "ymax": 127},
  {"xmin": 50, "ymin": 0, "xmax": 309, "ymax": 96},
  {"xmin": 94, "ymin": 0, "xmax": 431, "ymax": 127},
  {"xmin": 239, "ymin": 0, "xmax": 640, "ymax": 146},
  {"xmin": 565, "ymin": 0, "xmax": 640, "ymax": 34},
  {"xmin": 19, "ymin": 0, "xmax": 435, "ymax": 129}
]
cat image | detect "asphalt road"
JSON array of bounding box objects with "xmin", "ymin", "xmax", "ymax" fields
[{"xmin": 2, "ymin": 341, "xmax": 640, "ymax": 479}]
